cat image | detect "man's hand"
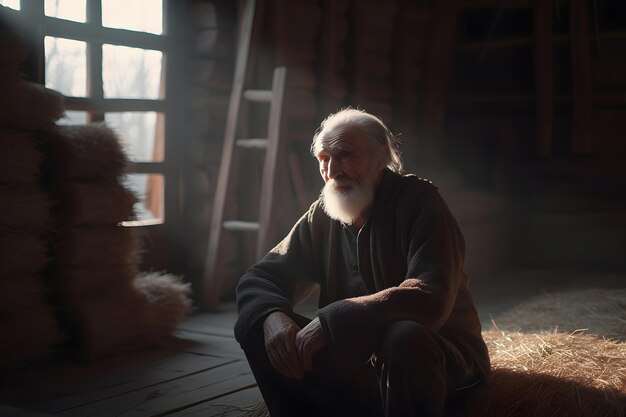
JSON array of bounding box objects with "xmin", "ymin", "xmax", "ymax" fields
[
  {"xmin": 262, "ymin": 311, "xmax": 305, "ymax": 380},
  {"xmin": 295, "ymin": 317, "xmax": 328, "ymax": 372}
]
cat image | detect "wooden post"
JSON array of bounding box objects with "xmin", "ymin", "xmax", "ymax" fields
[
  {"xmin": 533, "ymin": 0, "xmax": 554, "ymax": 156},
  {"xmin": 419, "ymin": 0, "xmax": 462, "ymax": 159},
  {"xmin": 570, "ymin": 0, "xmax": 593, "ymax": 154}
]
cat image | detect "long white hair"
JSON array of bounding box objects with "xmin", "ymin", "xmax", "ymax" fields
[{"xmin": 311, "ymin": 108, "xmax": 404, "ymax": 173}]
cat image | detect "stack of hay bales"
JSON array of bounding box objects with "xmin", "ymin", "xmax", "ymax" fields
[
  {"xmin": 0, "ymin": 15, "xmax": 65, "ymax": 367},
  {"xmin": 0, "ymin": 7, "xmax": 192, "ymax": 364},
  {"xmin": 49, "ymin": 124, "xmax": 143, "ymax": 358},
  {"xmin": 49, "ymin": 125, "xmax": 191, "ymax": 358}
]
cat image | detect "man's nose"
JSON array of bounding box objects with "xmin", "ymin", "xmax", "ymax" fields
[{"xmin": 327, "ymin": 158, "xmax": 341, "ymax": 179}]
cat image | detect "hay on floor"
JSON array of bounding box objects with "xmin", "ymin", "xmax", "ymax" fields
[
  {"xmin": 466, "ymin": 329, "xmax": 626, "ymax": 417},
  {"xmin": 494, "ymin": 288, "xmax": 626, "ymax": 341}
]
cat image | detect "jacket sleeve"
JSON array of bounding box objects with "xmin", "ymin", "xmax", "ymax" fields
[
  {"xmin": 234, "ymin": 203, "xmax": 321, "ymax": 344},
  {"xmin": 317, "ymin": 187, "xmax": 466, "ymax": 366}
]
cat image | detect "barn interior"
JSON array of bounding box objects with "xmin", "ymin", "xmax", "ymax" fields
[{"xmin": 0, "ymin": 0, "xmax": 625, "ymax": 416}]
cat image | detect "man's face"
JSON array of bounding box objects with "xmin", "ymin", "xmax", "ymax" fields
[{"xmin": 313, "ymin": 124, "xmax": 384, "ymax": 224}]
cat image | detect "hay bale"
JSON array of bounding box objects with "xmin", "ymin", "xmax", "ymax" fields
[
  {"xmin": 134, "ymin": 272, "xmax": 192, "ymax": 339},
  {"xmin": 59, "ymin": 182, "xmax": 136, "ymax": 226},
  {"xmin": 0, "ymin": 130, "xmax": 43, "ymax": 184},
  {"xmin": 50, "ymin": 124, "xmax": 128, "ymax": 181},
  {"xmin": 0, "ymin": 275, "xmax": 49, "ymax": 319},
  {"xmin": 56, "ymin": 264, "xmax": 138, "ymax": 300},
  {"xmin": 494, "ymin": 288, "xmax": 626, "ymax": 341},
  {"xmin": 466, "ymin": 330, "xmax": 626, "ymax": 417},
  {"xmin": 70, "ymin": 287, "xmax": 152, "ymax": 359},
  {"xmin": 0, "ymin": 307, "xmax": 64, "ymax": 367},
  {"xmin": 0, "ymin": 185, "xmax": 52, "ymax": 230},
  {"xmin": 56, "ymin": 226, "xmax": 139, "ymax": 267},
  {"xmin": 0, "ymin": 230, "xmax": 49, "ymax": 275},
  {"xmin": 0, "ymin": 15, "xmax": 27, "ymax": 70},
  {"xmin": 0, "ymin": 69, "xmax": 64, "ymax": 131}
]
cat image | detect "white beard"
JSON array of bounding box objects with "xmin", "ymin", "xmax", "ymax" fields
[{"xmin": 320, "ymin": 168, "xmax": 378, "ymax": 225}]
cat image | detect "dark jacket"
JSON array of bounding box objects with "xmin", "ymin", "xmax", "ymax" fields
[{"xmin": 235, "ymin": 169, "xmax": 490, "ymax": 377}]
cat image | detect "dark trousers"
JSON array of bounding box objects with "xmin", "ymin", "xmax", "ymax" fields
[{"xmin": 241, "ymin": 314, "xmax": 484, "ymax": 417}]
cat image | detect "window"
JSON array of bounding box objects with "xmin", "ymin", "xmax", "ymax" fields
[{"xmin": 8, "ymin": 0, "xmax": 179, "ymax": 228}]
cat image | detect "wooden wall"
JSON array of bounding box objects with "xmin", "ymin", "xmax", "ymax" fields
[{"xmin": 181, "ymin": 0, "xmax": 626, "ymax": 301}]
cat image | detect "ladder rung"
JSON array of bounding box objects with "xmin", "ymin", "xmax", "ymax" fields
[
  {"xmin": 243, "ymin": 89, "xmax": 273, "ymax": 102},
  {"xmin": 236, "ymin": 138, "xmax": 269, "ymax": 149},
  {"xmin": 222, "ymin": 220, "xmax": 260, "ymax": 232}
]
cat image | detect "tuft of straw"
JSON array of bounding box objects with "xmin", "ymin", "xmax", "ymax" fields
[{"xmin": 134, "ymin": 272, "xmax": 193, "ymax": 339}]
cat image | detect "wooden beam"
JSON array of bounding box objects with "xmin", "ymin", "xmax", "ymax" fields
[
  {"xmin": 533, "ymin": 0, "xmax": 554, "ymax": 156},
  {"xmin": 419, "ymin": 0, "xmax": 462, "ymax": 158},
  {"xmin": 570, "ymin": 0, "xmax": 593, "ymax": 154}
]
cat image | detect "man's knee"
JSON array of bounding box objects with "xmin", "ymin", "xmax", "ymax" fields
[{"xmin": 378, "ymin": 321, "xmax": 446, "ymax": 365}]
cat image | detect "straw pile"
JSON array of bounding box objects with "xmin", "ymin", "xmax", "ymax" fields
[
  {"xmin": 467, "ymin": 329, "xmax": 625, "ymax": 417},
  {"xmin": 51, "ymin": 125, "xmax": 192, "ymax": 358},
  {"xmin": 463, "ymin": 288, "xmax": 626, "ymax": 416},
  {"xmin": 0, "ymin": 21, "xmax": 65, "ymax": 367}
]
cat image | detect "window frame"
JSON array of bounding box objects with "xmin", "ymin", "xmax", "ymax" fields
[{"xmin": 15, "ymin": 0, "xmax": 184, "ymax": 269}]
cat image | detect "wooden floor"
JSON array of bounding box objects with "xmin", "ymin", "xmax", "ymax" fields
[
  {"xmin": 1, "ymin": 269, "xmax": 623, "ymax": 417},
  {"xmin": 0, "ymin": 303, "xmax": 263, "ymax": 417}
]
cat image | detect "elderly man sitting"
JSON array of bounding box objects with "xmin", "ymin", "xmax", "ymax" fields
[{"xmin": 234, "ymin": 108, "xmax": 490, "ymax": 417}]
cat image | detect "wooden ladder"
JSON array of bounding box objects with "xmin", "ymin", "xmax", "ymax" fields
[{"xmin": 201, "ymin": 0, "xmax": 288, "ymax": 310}]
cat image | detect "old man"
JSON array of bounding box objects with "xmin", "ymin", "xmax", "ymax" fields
[{"xmin": 234, "ymin": 108, "xmax": 490, "ymax": 417}]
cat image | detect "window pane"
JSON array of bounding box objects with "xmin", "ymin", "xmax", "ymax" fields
[
  {"xmin": 58, "ymin": 110, "xmax": 88, "ymax": 125},
  {"xmin": 45, "ymin": 0, "xmax": 86, "ymax": 23},
  {"xmin": 121, "ymin": 173, "xmax": 164, "ymax": 225},
  {"xmin": 104, "ymin": 112, "xmax": 164, "ymax": 162},
  {"xmin": 0, "ymin": 0, "xmax": 20, "ymax": 10},
  {"xmin": 45, "ymin": 37, "xmax": 86, "ymax": 97},
  {"xmin": 102, "ymin": 0, "xmax": 163, "ymax": 35},
  {"xmin": 102, "ymin": 44, "xmax": 164, "ymax": 99}
]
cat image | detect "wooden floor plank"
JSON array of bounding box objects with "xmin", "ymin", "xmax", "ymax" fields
[
  {"xmin": 0, "ymin": 404, "xmax": 54, "ymax": 417},
  {"xmin": 170, "ymin": 330, "xmax": 244, "ymax": 360},
  {"xmin": 55, "ymin": 360, "xmax": 255, "ymax": 417},
  {"xmin": 33, "ymin": 352, "xmax": 232, "ymax": 414},
  {"xmin": 166, "ymin": 386, "xmax": 263, "ymax": 417}
]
